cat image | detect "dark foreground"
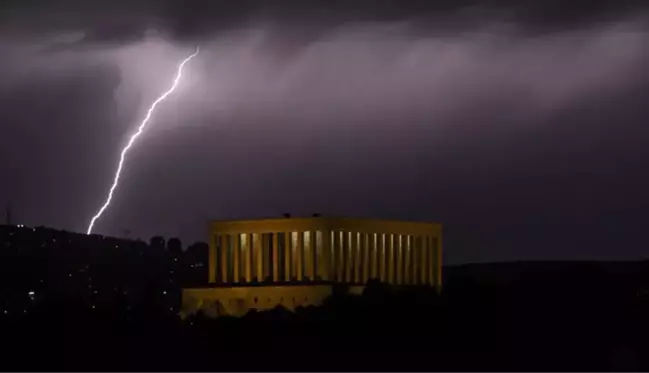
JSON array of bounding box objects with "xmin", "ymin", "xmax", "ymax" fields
[
  {"xmin": 2, "ymin": 225, "xmax": 649, "ymax": 370},
  {"xmin": 3, "ymin": 276, "xmax": 649, "ymax": 371}
]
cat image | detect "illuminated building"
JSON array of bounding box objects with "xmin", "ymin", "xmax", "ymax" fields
[{"xmin": 181, "ymin": 216, "xmax": 442, "ymax": 317}]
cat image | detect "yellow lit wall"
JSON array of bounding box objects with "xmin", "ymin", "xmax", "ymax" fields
[{"xmin": 185, "ymin": 216, "xmax": 442, "ymax": 318}]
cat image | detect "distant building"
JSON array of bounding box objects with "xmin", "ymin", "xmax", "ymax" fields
[{"xmin": 181, "ymin": 216, "xmax": 442, "ymax": 318}]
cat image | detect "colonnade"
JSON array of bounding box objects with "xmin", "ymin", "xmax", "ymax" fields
[{"xmin": 208, "ymin": 230, "xmax": 442, "ymax": 287}]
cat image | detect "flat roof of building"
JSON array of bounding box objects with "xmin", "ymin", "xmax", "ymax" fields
[{"xmin": 209, "ymin": 216, "xmax": 442, "ymax": 236}]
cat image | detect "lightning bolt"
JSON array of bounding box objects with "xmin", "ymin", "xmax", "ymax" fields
[{"xmin": 86, "ymin": 46, "xmax": 200, "ymax": 235}]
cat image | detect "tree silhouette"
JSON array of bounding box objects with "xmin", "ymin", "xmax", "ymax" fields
[
  {"xmin": 150, "ymin": 236, "xmax": 165, "ymax": 250},
  {"xmin": 167, "ymin": 237, "xmax": 182, "ymax": 255}
]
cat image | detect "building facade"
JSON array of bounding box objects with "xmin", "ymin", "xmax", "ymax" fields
[{"xmin": 182, "ymin": 216, "xmax": 442, "ymax": 318}]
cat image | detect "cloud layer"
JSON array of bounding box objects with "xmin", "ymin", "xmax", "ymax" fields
[{"xmin": 1, "ymin": 1, "xmax": 648, "ymax": 262}]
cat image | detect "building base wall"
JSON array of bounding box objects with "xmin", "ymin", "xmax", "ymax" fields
[{"xmin": 181, "ymin": 285, "xmax": 366, "ymax": 318}]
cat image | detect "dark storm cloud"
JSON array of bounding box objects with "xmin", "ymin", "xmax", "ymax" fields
[
  {"xmin": 160, "ymin": 0, "xmax": 649, "ymax": 39},
  {"xmin": 1, "ymin": 0, "xmax": 649, "ymax": 263},
  {"xmin": 3, "ymin": 0, "xmax": 649, "ymax": 40}
]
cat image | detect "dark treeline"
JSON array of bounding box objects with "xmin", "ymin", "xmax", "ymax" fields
[
  {"xmin": 2, "ymin": 224, "xmax": 649, "ymax": 371},
  {"xmin": 0, "ymin": 225, "xmax": 207, "ymax": 314}
]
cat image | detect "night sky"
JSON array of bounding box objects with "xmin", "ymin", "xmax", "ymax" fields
[{"xmin": 1, "ymin": 0, "xmax": 648, "ymax": 263}]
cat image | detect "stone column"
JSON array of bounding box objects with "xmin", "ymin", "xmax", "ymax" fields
[
  {"xmin": 412, "ymin": 236, "xmax": 418, "ymax": 285},
  {"xmin": 419, "ymin": 236, "xmax": 428, "ymax": 285},
  {"xmin": 387, "ymin": 234, "xmax": 395, "ymax": 284},
  {"xmin": 342, "ymin": 232, "xmax": 349, "ymax": 283},
  {"xmin": 352, "ymin": 233, "xmax": 360, "ymax": 284},
  {"xmin": 404, "ymin": 235, "xmax": 411, "ymax": 285},
  {"xmin": 272, "ymin": 233, "xmax": 279, "ymax": 282},
  {"xmin": 422, "ymin": 236, "xmax": 428, "ymax": 285},
  {"xmin": 362, "ymin": 233, "xmax": 370, "ymax": 283},
  {"xmin": 416, "ymin": 236, "xmax": 421, "ymax": 284},
  {"xmin": 337, "ymin": 231, "xmax": 344, "ymax": 282},
  {"xmin": 243, "ymin": 233, "xmax": 252, "ymax": 283},
  {"xmin": 208, "ymin": 234, "xmax": 216, "ymax": 284},
  {"xmin": 349, "ymin": 233, "xmax": 356, "ymax": 283},
  {"xmin": 417, "ymin": 237, "xmax": 422, "ymax": 285},
  {"xmin": 411, "ymin": 236, "xmax": 417, "ymax": 285},
  {"xmin": 371, "ymin": 233, "xmax": 378, "ymax": 280},
  {"xmin": 221, "ymin": 234, "xmax": 229, "ymax": 283},
  {"xmin": 401, "ymin": 235, "xmax": 412, "ymax": 285},
  {"xmin": 336, "ymin": 232, "xmax": 343, "ymax": 282},
  {"xmin": 255, "ymin": 233, "xmax": 263, "ymax": 281},
  {"xmin": 264, "ymin": 234, "xmax": 272, "ymax": 281},
  {"xmin": 304, "ymin": 231, "xmax": 315, "ymax": 281},
  {"xmin": 379, "ymin": 234, "xmax": 387, "ymax": 282},
  {"xmin": 423, "ymin": 235, "xmax": 429, "ymax": 285},
  {"xmin": 412, "ymin": 236, "xmax": 419, "ymax": 285},
  {"xmin": 345, "ymin": 232, "xmax": 353, "ymax": 283},
  {"xmin": 397, "ymin": 235, "xmax": 405, "ymax": 284},
  {"xmin": 337, "ymin": 233, "xmax": 342, "ymax": 282},
  {"xmin": 284, "ymin": 232, "xmax": 291, "ymax": 281},
  {"xmin": 344, "ymin": 232, "xmax": 350, "ymax": 282},
  {"xmin": 233, "ymin": 234, "xmax": 240, "ymax": 283},
  {"xmin": 410, "ymin": 236, "xmax": 415, "ymax": 284},
  {"xmin": 295, "ymin": 232, "xmax": 303, "ymax": 281},
  {"xmin": 320, "ymin": 230, "xmax": 331, "ymax": 281},
  {"xmin": 301, "ymin": 232, "xmax": 309, "ymax": 281},
  {"xmin": 410, "ymin": 236, "xmax": 416, "ymax": 284}
]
